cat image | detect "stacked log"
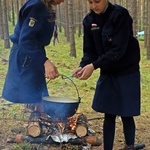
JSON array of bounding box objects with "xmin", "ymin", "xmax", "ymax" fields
[
  {"xmin": 75, "ymin": 114, "xmax": 88, "ymax": 137},
  {"xmin": 7, "ymin": 113, "xmax": 103, "ymax": 147},
  {"xmin": 12, "ymin": 134, "xmax": 102, "ymax": 146},
  {"xmin": 27, "ymin": 111, "xmax": 41, "ymax": 137},
  {"xmin": 27, "ymin": 122, "xmax": 41, "ymax": 137}
]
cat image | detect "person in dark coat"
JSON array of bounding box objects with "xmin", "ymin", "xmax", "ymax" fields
[
  {"xmin": 72, "ymin": 0, "xmax": 141, "ymax": 150},
  {"xmin": 2, "ymin": 0, "xmax": 64, "ymax": 113}
]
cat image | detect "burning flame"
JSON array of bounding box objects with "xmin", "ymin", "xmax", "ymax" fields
[
  {"xmin": 67, "ymin": 113, "xmax": 81, "ymax": 133},
  {"xmin": 39, "ymin": 113, "xmax": 83, "ymax": 134}
]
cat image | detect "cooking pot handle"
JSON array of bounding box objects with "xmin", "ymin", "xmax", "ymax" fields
[{"xmin": 46, "ymin": 74, "xmax": 81, "ymax": 103}]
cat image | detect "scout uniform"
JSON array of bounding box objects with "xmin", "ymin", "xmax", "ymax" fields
[
  {"xmin": 80, "ymin": 2, "xmax": 140, "ymax": 117},
  {"xmin": 2, "ymin": 0, "xmax": 55, "ymax": 103}
]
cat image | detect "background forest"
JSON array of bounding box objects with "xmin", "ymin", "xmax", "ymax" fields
[
  {"xmin": 0, "ymin": 0, "xmax": 150, "ymax": 58},
  {"xmin": 0, "ymin": 0, "xmax": 150, "ymax": 150}
]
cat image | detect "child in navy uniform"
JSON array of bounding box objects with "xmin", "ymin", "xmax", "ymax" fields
[
  {"xmin": 72, "ymin": 0, "xmax": 141, "ymax": 150},
  {"xmin": 2, "ymin": 0, "xmax": 64, "ymax": 112}
]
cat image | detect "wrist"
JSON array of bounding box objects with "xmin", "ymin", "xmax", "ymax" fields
[{"xmin": 90, "ymin": 63, "xmax": 95, "ymax": 70}]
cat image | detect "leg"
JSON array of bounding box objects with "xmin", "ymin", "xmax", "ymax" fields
[
  {"xmin": 103, "ymin": 114, "xmax": 116, "ymax": 150},
  {"xmin": 121, "ymin": 116, "xmax": 135, "ymax": 149}
]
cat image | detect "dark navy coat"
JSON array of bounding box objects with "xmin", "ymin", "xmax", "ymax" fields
[
  {"xmin": 2, "ymin": 0, "xmax": 55, "ymax": 103},
  {"xmin": 80, "ymin": 2, "xmax": 141, "ymax": 116}
]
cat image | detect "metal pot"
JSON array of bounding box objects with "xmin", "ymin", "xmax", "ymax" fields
[{"xmin": 42, "ymin": 74, "xmax": 81, "ymax": 121}]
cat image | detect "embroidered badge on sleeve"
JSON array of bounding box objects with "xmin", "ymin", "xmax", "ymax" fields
[{"xmin": 28, "ymin": 17, "xmax": 37, "ymax": 27}]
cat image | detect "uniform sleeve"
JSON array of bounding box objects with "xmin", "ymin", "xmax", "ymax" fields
[
  {"xmin": 79, "ymin": 20, "xmax": 99, "ymax": 68},
  {"xmin": 92, "ymin": 9, "xmax": 131, "ymax": 70},
  {"xmin": 18, "ymin": 3, "xmax": 50, "ymax": 65}
]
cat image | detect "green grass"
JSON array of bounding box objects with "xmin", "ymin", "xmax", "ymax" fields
[
  {"xmin": 0, "ymin": 30, "xmax": 150, "ymax": 112},
  {"xmin": 0, "ymin": 28, "xmax": 150, "ymax": 150}
]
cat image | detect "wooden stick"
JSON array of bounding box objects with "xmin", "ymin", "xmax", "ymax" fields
[
  {"xmin": 9, "ymin": 134, "xmax": 102, "ymax": 146},
  {"xmin": 87, "ymin": 117, "xmax": 104, "ymax": 121}
]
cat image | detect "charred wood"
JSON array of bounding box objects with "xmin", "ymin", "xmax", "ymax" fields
[{"xmin": 8, "ymin": 134, "xmax": 102, "ymax": 146}]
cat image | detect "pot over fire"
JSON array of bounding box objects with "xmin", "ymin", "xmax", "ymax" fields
[{"xmin": 42, "ymin": 74, "xmax": 81, "ymax": 122}]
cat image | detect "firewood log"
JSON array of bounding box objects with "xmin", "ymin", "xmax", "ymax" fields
[
  {"xmin": 27, "ymin": 122, "xmax": 41, "ymax": 137},
  {"xmin": 27, "ymin": 111, "xmax": 41, "ymax": 137},
  {"xmin": 12, "ymin": 134, "xmax": 102, "ymax": 146},
  {"xmin": 84, "ymin": 136, "xmax": 102, "ymax": 146},
  {"xmin": 75, "ymin": 114, "xmax": 88, "ymax": 137},
  {"xmin": 14, "ymin": 134, "xmax": 57, "ymax": 144},
  {"xmin": 76, "ymin": 123, "xmax": 88, "ymax": 137}
]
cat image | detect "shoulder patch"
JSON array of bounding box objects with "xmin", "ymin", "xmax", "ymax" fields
[{"xmin": 29, "ymin": 17, "xmax": 37, "ymax": 27}]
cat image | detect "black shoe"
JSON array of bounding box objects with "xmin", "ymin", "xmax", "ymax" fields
[{"xmin": 134, "ymin": 143, "xmax": 145, "ymax": 150}]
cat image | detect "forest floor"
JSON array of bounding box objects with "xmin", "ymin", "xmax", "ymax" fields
[
  {"xmin": 0, "ymin": 35, "xmax": 149, "ymax": 150},
  {"xmin": 0, "ymin": 100, "xmax": 149, "ymax": 150}
]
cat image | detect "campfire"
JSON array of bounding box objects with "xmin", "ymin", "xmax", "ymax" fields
[
  {"xmin": 6, "ymin": 75, "xmax": 102, "ymax": 149},
  {"xmin": 5, "ymin": 109, "xmax": 146, "ymax": 150},
  {"xmin": 8, "ymin": 111, "xmax": 102, "ymax": 149}
]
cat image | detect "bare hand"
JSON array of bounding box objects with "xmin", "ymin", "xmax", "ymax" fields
[
  {"xmin": 44, "ymin": 59, "xmax": 59, "ymax": 79},
  {"xmin": 72, "ymin": 67, "xmax": 82, "ymax": 78},
  {"xmin": 73, "ymin": 64, "xmax": 94, "ymax": 80}
]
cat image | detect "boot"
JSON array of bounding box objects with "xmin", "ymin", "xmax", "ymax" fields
[
  {"xmin": 123, "ymin": 143, "xmax": 145, "ymax": 150},
  {"xmin": 123, "ymin": 144, "xmax": 134, "ymax": 150}
]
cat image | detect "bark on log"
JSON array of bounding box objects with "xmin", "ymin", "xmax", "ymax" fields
[
  {"xmin": 12, "ymin": 134, "xmax": 102, "ymax": 146},
  {"xmin": 84, "ymin": 136, "xmax": 102, "ymax": 146},
  {"xmin": 27, "ymin": 111, "xmax": 41, "ymax": 137},
  {"xmin": 8, "ymin": 135, "xmax": 145, "ymax": 149},
  {"xmin": 75, "ymin": 114, "xmax": 88, "ymax": 137}
]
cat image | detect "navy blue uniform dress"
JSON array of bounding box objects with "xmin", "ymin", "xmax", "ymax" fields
[
  {"xmin": 2, "ymin": 0, "xmax": 55, "ymax": 103},
  {"xmin": 80, "ymin": 3, "xmax": 141, "ymax": 117}
]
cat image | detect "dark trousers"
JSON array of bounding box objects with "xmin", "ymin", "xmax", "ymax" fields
[{"xmin": 103, "ymin": 114, "xmax": 135, "ymax": 150}]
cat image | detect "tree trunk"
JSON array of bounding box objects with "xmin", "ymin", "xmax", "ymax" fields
[
  {"xmin": 68, "ymin": 0, "xmax": 76, "ymax": 57},
  {"xmin": 64, "ymin": 0, "xmax": 69, "ymax": 42},
  {"xmin": 2, "ymin": 0, "xmax": 10, "ymax": 48},
  {"xmin": 147, "ymin": 0, "xmax": 150, "ymax": 59},
  {"xmin": 0, "ymin": 0, "xmax": 4, "ymax": 39},
  {"xmin": 77, "ymin": 0, "xmax": 82, "ymax": 37},
  {"xmin": 144, "ymin": 0, "xmax": 148, "ymax": 48}
]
